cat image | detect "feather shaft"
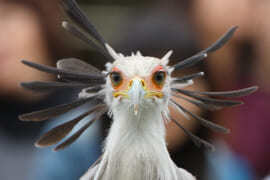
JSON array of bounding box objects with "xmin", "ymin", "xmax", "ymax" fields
[
  {"xmin": 171, "ymin": 99, "xmax": 229, "ymax": 133},
  {"xmin": 53, "ymin": 108, "xmax": 107, "ymax": 151},
  {"xmin": 61, "ymin": 0, "xmax": 106, "ymax": 47},
  {"xmin": 202, "ymin": 26, "xmax": 238, "ymax": 54},
  {"xmin": 21, "ymin": 60, "xmax": 105, "ymax": 83},
  {"xmin": 20, "ymin": 81, "xmax": 89, "ymax": 92},
  {"xmin": 173, "ymin": 26, "xmax": 238, "ymax": 71},
  {"xmin": 172, "ymin": 89, "xmax": 243, "ymax": 106},
  {"xmin": 183, "ymin": 86, "xmax": 258, "ymax": 97},
  {"xmin": 57, "ymin": 58, "xmax": 101, "ymax": 74},
  {"xmin": 168, "ymin": 115, "xmax": 215, "ymax": 151},
  {"xmin": 62, "ymin": 22, "xmax": 113, "ymax": 61},
  {"xmin": 171, "ymin": 93, "xmax": 222, "ymax": 111},
  {"xmin": 172, "ymin": 53, "xmax": 207, "ymax": 71},
  {"xmin": 173, "ymin": 72, "xmax": 204, "ymax": 83}
]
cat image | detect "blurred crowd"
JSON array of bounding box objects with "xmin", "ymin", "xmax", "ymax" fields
[{"xmin": 0, "ymin": 0, "xmax": 269, "ymax": 180}]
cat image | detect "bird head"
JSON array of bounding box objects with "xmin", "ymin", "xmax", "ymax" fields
[{"xmin": 104, "ymin": 48, "xmax": 173, "ymax": 117}]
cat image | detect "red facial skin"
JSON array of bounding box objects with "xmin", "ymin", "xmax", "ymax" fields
[{"xmin": 110, "ymin": 65, "xmax": 167, "ymax": 93}]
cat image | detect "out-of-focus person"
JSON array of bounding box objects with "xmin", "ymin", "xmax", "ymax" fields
[
  {"xmin": 192, "ymin": 0, "xmax": 270, "ymax": 179},
  {"xmin": 0, "ymin": 1, "xmax": 97, "ymax": 180}
]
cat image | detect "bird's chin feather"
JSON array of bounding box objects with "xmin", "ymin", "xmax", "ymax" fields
[{"xmin": 109, "ymin": 96, "xmax": 166, "ymax": 121}]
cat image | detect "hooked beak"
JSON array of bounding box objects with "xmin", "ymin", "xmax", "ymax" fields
[
  {"xmin": 113, "ymin": 78, "xmax": 163, "ymax": 115},
  {"xmin": 128, "ymin": 78, "xmax": 145, "ymax": 115}
]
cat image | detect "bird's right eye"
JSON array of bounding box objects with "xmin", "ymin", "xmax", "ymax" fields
[{"xmin": 110, "ymin": 71, "xmax": 122, "ymax": 87}]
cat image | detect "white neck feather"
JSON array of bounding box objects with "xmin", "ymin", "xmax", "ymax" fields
[{"xmin": 98, "ymin": 104, "xmax": 179, "ymax": 180}]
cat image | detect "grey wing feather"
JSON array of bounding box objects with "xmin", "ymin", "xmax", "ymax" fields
[
  {"xmin": 18, "ymin": 96, "xmax": 95, "ymax": 121},
  {"xmin": 21, "ymin": 60, "xmax": 105, "ymax": 81},
  {"xmin": 35, "ymin": 104, "xmax": 106, "ymax": 148},
  {"xmin": 173, "ymin": 72, "xmax": 204, "ymax": 83},
  {"xmin": 61, "ymin": 22, "xmax": 113, "ymax": 61},
  {"xmin": 19, "ymin": 81, "xmax": 89, "ymax": 92},
  {"xmin": 183, "ymin": 86, "xmax": 258, "ymax": 97},
  {"xmin": 53, "ymin": 107, "xmax": 107, "ymax": 151},
  {"xmin": 61, "ymin": 0, "xmax": 106, "ymax": 46},
  {"xmin": 172, "ymin": 26, "xmax": 238, "ymax": 71},
  {"xmin": 57, "ymin": 58, "xmax": 101, "ymax": 74}
]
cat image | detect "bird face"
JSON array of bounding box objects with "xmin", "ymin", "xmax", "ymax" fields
[{"xmin": 105, "ymin": 54, "xmax": 171, "ymax": 115}]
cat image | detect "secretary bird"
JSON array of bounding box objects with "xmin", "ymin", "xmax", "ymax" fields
[{"xmin": 19, "ymin": 0, "xmax": 258, "ymax": 179}]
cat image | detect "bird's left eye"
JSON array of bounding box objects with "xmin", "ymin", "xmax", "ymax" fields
[
  {"xmin": 153, "ymin": 71, "xmax": 166, "ymax": 87},
  {"xmin": 110, "ymin": 71, "xmax": 122, "ymax": 87}
]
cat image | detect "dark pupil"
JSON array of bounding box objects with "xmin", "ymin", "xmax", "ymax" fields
[
  {"xmin": 155, "ymin": 72, "xmax": 165, "ymax": 83},
  {"xmin": 111, "ymin": 72, "xmax": 121, "ymax": 84}
]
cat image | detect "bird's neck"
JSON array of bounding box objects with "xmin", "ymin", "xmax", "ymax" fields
[
  {"xmin": 100, "ymin": 105, "xmax": 178, "ymax": 180},
  {"xmin": 106, "ymin": 105, "xmax": 166, "ymax": 150}
]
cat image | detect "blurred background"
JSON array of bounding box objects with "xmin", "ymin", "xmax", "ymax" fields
[{"xmin": 0, "ymin": 0, "xmax": 269, "ymax": 180}]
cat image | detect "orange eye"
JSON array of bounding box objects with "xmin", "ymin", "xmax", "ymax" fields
[
  {"xmin": 152, "ymin": 71, "xmax": 166, "ymax": 87},
  {"xmin": 110, "ymin": 71, "xmax": 122, "ymax": 87}
]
